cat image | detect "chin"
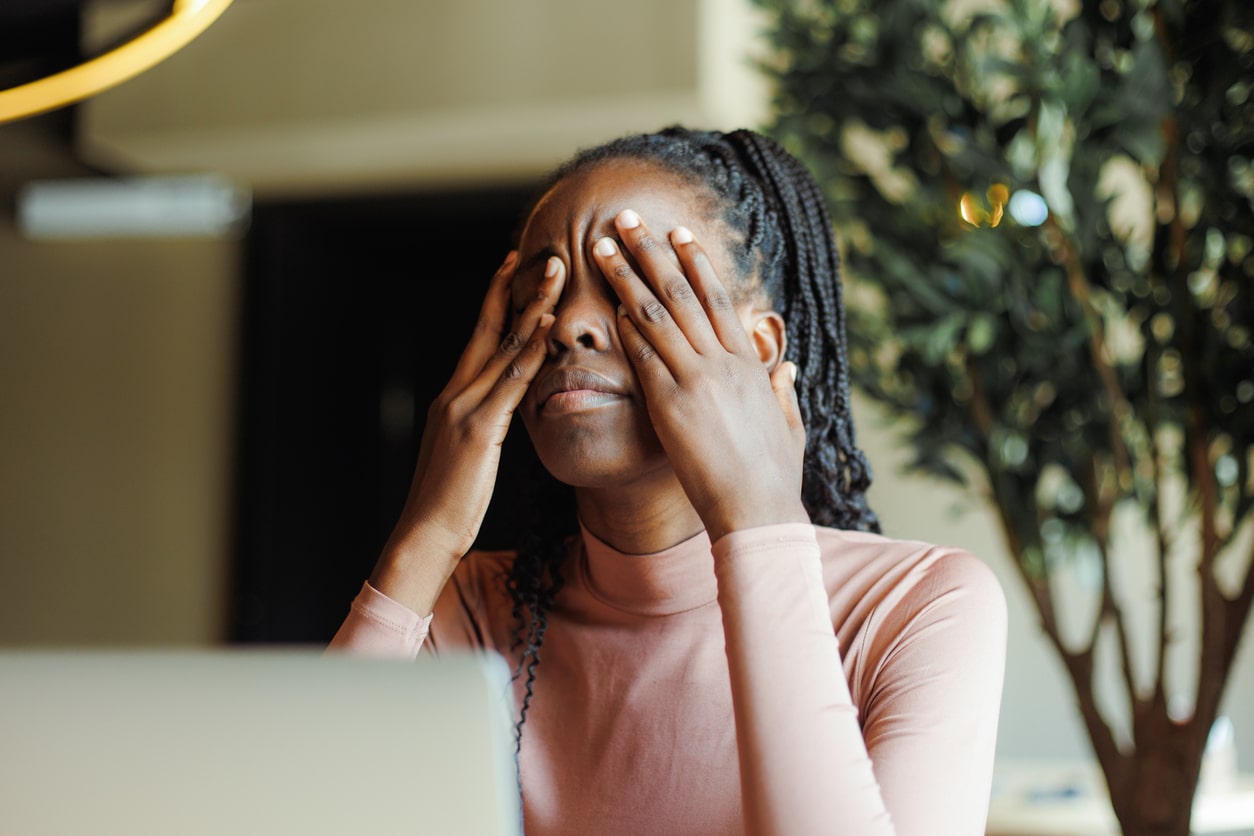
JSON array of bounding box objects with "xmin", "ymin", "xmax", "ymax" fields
[{"xmin": 524, "ymin": 417, "xmax": 667, "ymax": 489}]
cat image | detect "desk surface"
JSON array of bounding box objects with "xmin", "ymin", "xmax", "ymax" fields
[{"xmin": 986, "ymin": 759, "xmax": 1254, "ymax": 836}]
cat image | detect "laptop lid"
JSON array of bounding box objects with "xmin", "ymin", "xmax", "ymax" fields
[{"xmin": 0, "ymin": 648, "xmax": 522, "ymax": 836}]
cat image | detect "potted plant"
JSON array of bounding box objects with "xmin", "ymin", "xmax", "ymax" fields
[{"xmin": 749, "ymin": 0, "xmax": 1254, "ymax": 833}]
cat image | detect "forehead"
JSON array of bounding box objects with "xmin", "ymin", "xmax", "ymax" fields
[{"xmin": 521, "ymin": 158, "xmax": 717, "ymax": 244}]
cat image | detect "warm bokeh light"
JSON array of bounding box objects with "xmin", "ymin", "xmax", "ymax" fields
[
  {"xmin": 959, "ymin": 191, "xmax": 982, "ymax": 226},
  {"xmin": 959, "ymin": 184, "xmax": 1011, "ymax": 228}
]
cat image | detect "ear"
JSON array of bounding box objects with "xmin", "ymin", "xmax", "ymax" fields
[{"xmin": 738, "ymin": 307, "xmax": 787, "ymax": 369}]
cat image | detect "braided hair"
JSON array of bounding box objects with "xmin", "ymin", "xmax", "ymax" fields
[{"xmin": 504, "ymin": 125, "xmax": 880, "ymax": 756}]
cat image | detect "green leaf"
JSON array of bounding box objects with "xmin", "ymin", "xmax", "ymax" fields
[{"xmin": 968, "ymin": 313, "xmax": 998, "ymax": 354}]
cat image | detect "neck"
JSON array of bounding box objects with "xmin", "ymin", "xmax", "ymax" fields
[{"xmin": 575, "ymin": 477, "xmax": 704, "ymax": 556}]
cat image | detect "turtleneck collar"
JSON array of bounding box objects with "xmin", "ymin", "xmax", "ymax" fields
[{"xmin": 576, "ymin": 521, "xmax": 719, "ymax": 616}]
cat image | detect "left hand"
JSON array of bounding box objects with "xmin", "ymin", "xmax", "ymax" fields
[{"xmin": 593, "ymin": 209, "xmax": 810, "ymax": 542}]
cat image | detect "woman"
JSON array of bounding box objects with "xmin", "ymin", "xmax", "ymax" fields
[{"xmin": 329, "ymin": 126, "xmax": 1007, "ymax": 835}]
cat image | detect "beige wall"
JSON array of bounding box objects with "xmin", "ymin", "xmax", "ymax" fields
[
  {"xmin": 78, "ymin": 0, "xmax": 771, "ymax": 199},
  {"xmin": 0, "ymin": 203, "xmax": 239, "ymax": 645}
]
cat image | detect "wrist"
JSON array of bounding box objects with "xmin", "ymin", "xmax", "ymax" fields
[
  {"xmin": 703, "ymin": 499, "xmax": 810, "ymax": 545},
  {"xmin": 368, "ymin": 527, "xmax": 465, "ymax": 615}
]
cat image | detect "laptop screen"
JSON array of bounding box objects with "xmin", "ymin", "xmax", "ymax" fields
[{"xmin": 0, "ymin": 648, "xmax": 522, "ymax": 836}]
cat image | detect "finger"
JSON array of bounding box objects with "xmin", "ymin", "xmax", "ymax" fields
[
  {"xmin": 614, "ymin": 303, "xmax": 676, "ymax": 390},
  {"xmin": 614, "ymin": 209, "xmax": 720, "ymax": 353},
  {"xmin": 477, "ymin": 311, "xmax": 558, "ymax": 420},
  {"xmin": 470, "ymin": 256, "xmax": 565, "ymax": 399},
  {"xmin": 669, "ymin": 226, "xmax": 758, "ymax": 357},
  {"xmin": 593, "ymin": 236, "xmax": 704, "ymax": 373},
  {"xmin": 449, "ymin": 250, "xmax": 520, "ymax": 389}
]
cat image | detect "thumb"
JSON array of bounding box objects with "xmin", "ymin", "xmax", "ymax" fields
[{"xmin": 770, "ymin": 361, "xmax": 805, "ymax": 436}]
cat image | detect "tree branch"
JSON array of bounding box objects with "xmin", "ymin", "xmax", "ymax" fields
[
  {"xmin": 1044, "ymin": 217, "xmax": 1136, "ymax": 494},
  {"xmin": 968, "ymin": 349, "xmax": 1128, "ymax": 777},
  {"xmin": 1146, "ymin": 347, "xmax": 1170, "ymax": 706},
  {"xmin": 1191, "ymin": 410, "xmax": 1227, "ymax": 724},
  {"xmin": 966, "ymin": 357, "xmax": 1063, "ymax": 639},
  {"xmin": 1221, "ymin": 533, "xmax": 1254, "ymax": 675}
]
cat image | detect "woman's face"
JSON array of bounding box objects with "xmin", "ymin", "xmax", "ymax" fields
[{"xmin": 512, "ymin": 158, "xmax": 745, "ymax": 489}]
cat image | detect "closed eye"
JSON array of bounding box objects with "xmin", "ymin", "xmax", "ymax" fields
[{"xmin": 511, "ymin": 246, "xmax": 561, "ymax": 313}]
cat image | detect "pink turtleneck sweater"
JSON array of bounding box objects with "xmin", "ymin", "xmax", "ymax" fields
[{"xmin": 328, "ymin": 522, "xmax": 1007, "ymax": 836}]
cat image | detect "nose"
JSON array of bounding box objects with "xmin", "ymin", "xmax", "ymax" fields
[{"xmin": 546, "ymin": 264, "xmax": 616, "ymax": 355}]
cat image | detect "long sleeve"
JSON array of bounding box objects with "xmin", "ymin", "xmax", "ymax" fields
[
  {"xmin": 325, "ymin": 580, "xmax": 432, "ymax": 659},
  {"xmin": 713, "ymin": 524, "xmax": 1008, "ymax": 836},
  {"xmin": 326, "ymin": 548, "xmax": 515, "ymax": 659}
]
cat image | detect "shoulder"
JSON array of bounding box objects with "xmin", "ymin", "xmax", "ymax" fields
[
  {"xmin": 813, "ymin": 525, "xmax": 1007, "ymax": 636},
  {"xmin": 428, "ymin": 548, "xmax": 519, "ymax": 652},
  {"xmin": 445, "ymin": 548, "xmax": 517, "ymax": 608},
  {"xmin": 814, "ymin": 527, "xmax": 1008, "ymax": 724}
]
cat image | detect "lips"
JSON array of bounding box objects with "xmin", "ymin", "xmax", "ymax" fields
[{"xmin": 534, "ymin": 366, "xmax": 628, "ymax": 410}]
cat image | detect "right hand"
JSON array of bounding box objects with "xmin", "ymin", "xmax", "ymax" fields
[{"xmin": 370, "ymin": 251, "xmax": 565, "ymax": 613}]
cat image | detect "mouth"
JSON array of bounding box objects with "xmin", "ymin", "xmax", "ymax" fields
[{"xmin": 534, "ymin": 366, "xmax": 628, "ymax": 414}]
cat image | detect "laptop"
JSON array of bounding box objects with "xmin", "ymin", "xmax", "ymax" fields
[{"xmin": 0, "ymin": 648, "xmax": 522, "ymax": 836}]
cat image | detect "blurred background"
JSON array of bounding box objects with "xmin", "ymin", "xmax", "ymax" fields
[{"xmin": 1, "ymin": 0, "xmax": 1251, "ymax": 830}]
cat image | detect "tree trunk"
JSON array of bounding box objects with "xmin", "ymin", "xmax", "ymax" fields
[{"xmin": 1101, "ymin": 725, "xmax": 1206, "ymax": 836}]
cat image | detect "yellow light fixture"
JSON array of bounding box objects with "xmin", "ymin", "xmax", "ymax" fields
[{"xmin": 0, "ymin": 0, "xmax": 234, "ymax": 125}]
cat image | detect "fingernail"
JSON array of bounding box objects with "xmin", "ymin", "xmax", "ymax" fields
[
  {"xmin": 618, "ymin": 209, "xmax": 640, "ymax": 229},
  {"xmin": 595, "ymin": 237, "xmax": 617, "ymax": 257},
  {"xmin": 503, "ymin": 250, "xmax": 519, "ymax": 266},
  {"xmin": 545, "ymin": 256, "xmax": 560, "ymax": 278},
  {"xmin": 616, "ymin": 304, "xmax": 627, "ymax": 318},
  {"xmin": 671, "ymin": 226, "xmax": 694, "ymax": 245},
  {"xmin": 787, "ymin": 362, "xmax": 798, "ymax": 383},
  {"xmin": 539, "ymin": 313, "xmax": 555, "ymax": 327}
]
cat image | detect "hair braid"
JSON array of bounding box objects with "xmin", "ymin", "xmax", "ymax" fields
[
  {"xmin": 503, "ymin": 448, "xmax": 573, "ymax": 758},
  {"xmin": 722, "ymin": 128, "xmax": 878, "ymax": 531}
]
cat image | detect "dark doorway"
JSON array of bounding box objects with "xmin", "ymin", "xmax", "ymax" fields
[{"xmin": 231, "ymin": 183, "xmax": 541, "ymax": 644}]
